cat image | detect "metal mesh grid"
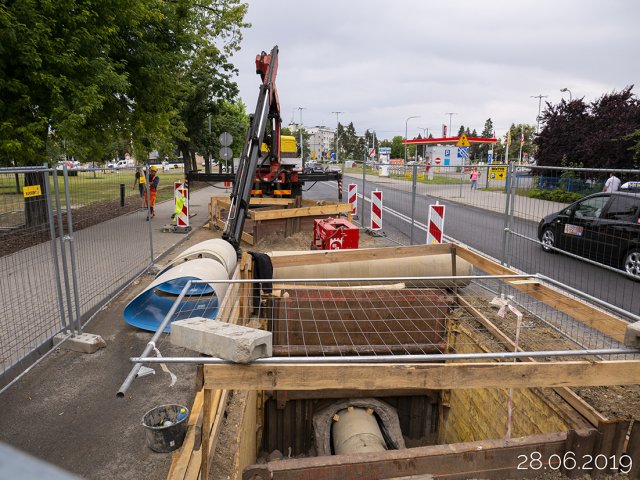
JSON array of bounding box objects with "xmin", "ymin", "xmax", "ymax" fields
[{"xmin": 159, "ymin": 274, "xmax": 637, "ymax": 362}]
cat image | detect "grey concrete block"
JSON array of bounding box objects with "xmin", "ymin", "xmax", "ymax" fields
[
  {"xmin": 170, "ymin": 317, "xmax": 272, "ymax": 363},
  {"xmin": 53, "ymin": 332, "xmax": 106, "ymax": 354},
  {"xmin": 624, "ymin": 321, "xmax": 640, "ymax": 347}
]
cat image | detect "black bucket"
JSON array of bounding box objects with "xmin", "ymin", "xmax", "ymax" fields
[{"xmin": 142, "ymin": 404, "xmax": 190, "ymax": 453}]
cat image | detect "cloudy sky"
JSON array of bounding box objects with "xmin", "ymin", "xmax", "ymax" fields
[{"xmin": 230, "ymin": 0, "xmax": 639, "ymax": 141}]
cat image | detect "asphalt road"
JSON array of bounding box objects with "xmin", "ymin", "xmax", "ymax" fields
[{"xmin": 305, "ymin": 177, "xmax": 640, "ymax": 316}]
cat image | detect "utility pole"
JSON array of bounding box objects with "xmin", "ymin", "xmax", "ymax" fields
[
  {"xmin": 332, "ymin": 111, "xmax": 342, "ymax": 164},
  {"xmin": 418, "ymin": 127, "xmax": 428, "ymax": 161},
  {"xmin": 530, "ymin": 95, "xmax": 548, "ymax": 134},
  {"xmin": 405, "ymin": 116, "xmax": 420, "ymax": 163},
  {"xmin": 445, "ymin": 113, "xmax": 457, "ymax": 138},
  {"xmin": 298, "ymin": 107, "xmax": 306, "ymax": 162}
]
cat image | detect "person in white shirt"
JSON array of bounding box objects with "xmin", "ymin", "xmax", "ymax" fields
[{"xmin": 603, "ymin": 173, "xmax": 621, "ymax": 192}]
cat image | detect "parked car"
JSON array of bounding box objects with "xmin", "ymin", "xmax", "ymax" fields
[
  {"xmin": 537, "ymin": 192, "xmax": 640, "ymax": 278},
  {"xmin": 303, "ymin": 162, "xmax": 325, "ymax": 174},
  {"xmin": 107, "ymin": 159, "xmax": 134, "ymax": 169}
]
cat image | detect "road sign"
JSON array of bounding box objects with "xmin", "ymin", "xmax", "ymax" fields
[
  {"xmin": 219, "ymin": 146, "xmax": 233, "ymax": 161},
  {"xmin": 174, "ymin": 182, "xmax": 189, "ymax": 228},
  {"xmin": 456, "ymin": 133, "xmax": 471, "ymax": 147},
  {"xmin": 23, "ymin": 185, "xmax": 42, "ymax": 198},
  {"xmin": 368, "ymin": 147, "xmax": 376, "ymax": 158},
  {"xmin": 330, "ymin": 151, "xmax": 336, "ymax": 160},
  {"xmin": 219, "ymin": 132, "xmax": 233, "ymax": 147},
  {"xmin": 444, "ymin": 149, "xmax": 451, "ymax": 157},
  {"xmin": 379, "ymin": 147, "xmax": 391, "ymax": 155},
  {"xmin": 426, "ymin": 203, "xmax": 446, "ymax": 244},
  {"xmin": 434, "ymin": 157, "xmax": 442, "ymax": 165},
  {"xmin": 487, "ymin": 152, "xmax": 493, "ymax": 164},
  {"xmin": 457, "ymin": 147, "xmax": 470, "ymax": 159},
  {"xmin": 348, "ymin": 183, "xmax": 357, "ymax": 215},
  {"xmin": 489, "ymin": 166, "xmax": 507, "ymax": 180}
]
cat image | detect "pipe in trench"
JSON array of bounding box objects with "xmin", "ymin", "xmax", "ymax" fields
[{"xmin": 331, "ymin": 406, "xmax": 387, "ymax": 455}]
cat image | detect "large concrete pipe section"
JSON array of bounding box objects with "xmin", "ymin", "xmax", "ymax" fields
[
  {"xmin": 156, "ymin": 239, "xmax": 237, "ymax": 277},
  {"xmin": 269, "ymin": 251, "xmax": 473, "ymax": 287},
  {"xmin": 331, "ymin": 407, "xmax": 387, "ymax": 455}
]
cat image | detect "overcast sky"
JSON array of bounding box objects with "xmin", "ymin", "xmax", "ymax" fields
[{"xmin": 229, "ymin": 0, "xmax": 640, "ymax": 141}]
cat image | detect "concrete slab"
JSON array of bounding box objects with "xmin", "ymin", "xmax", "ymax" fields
[
  {"xmin": 170, "ymin": 318, "xmax": 272, "ymax": 363},
  {"xmin": 53, "ymin": 332, "xmax": 106, "ymax": 354}
]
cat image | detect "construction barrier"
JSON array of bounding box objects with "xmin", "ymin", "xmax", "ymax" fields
[
  {"xmin": 426, "ymin": 203, "xmax": 445, "ymax": 244},
  {"xmin": 370, "ymin": 190, "xmax": 383, "ymax": 231},
  {"xmin": 348, "ymin": 183, "xmax": 357, "ymax": 215},
  {"xmin": 174, "ymin": 182, "xmax": 189, "ymax": 228}
]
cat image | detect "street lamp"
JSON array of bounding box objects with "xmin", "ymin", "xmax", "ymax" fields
[
  {"xmin": 332, "ymin": 111, "xmax": 342, "ymax": 164},
  {"xmin": 560, "ymin": 87, "xmax": 572, "ymax": 101},
  {"xmin": 530, "ymin": 94, "xmax": 548, "ymax": 134},
  {"xmin": 418, "ymin": 127, "xmax": 429, "ymax": 161},
  {"xmin": 445, "ymin": 112, "xmax": 457, "ymax": 137},
  {"xmin": 298, "ymin": 107, "xmax": 306, "ymax": 162},
  {"xmin": 405, "ymin": 115, "xmax": 420, "ymax": 163}
]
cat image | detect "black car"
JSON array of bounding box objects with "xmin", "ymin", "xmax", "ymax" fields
[{"xmin": 537, "ymin": 191, "xmax": 640, "ymax": 278}]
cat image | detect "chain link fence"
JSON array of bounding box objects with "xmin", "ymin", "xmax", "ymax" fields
[{"xmin": 343, "ymin": 161, "xmax": 640, "ymax": 317}]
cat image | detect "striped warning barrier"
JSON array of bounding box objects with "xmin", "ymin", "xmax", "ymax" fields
[
  {"xmin": 370, "ymin": 190, "xmax": 383, "ymax": 231},
  {"xmin": 426, "ymin": 203, "xmax": 445, "ymax": 244},
  {"xmin": 348, "ymin": 183, "xmax": 357, "ymax": 215},
  {"xmin": 174, "ymin": 182, "xmax": 189, "ymax": 228}
]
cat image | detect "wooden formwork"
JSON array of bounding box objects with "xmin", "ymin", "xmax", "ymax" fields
[
  {"xmin": 171, "ymin": 243, "xmax": 640, "ymax": 479},
  {"xmin": 208, "ymin": 196, "xmax": 353, "ymax": 245}
]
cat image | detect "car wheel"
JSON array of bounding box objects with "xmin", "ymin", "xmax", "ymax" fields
[
  {"xmin": 623, "ymin": 248, "xmax": 640, "ymax": 279},
  {"xmin": 540, "ymin": 228, "xmax": 556, "ymax": 253}
]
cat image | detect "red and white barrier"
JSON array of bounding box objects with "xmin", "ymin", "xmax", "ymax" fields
[
  {"xmin": 426, "ymin": 203, "xmax": 445, "ymax": 244},
  {"xmin": 348, "ymin": 183, "xmax": 357, "ymax": 215},
  {"xmin": 174, "ymin": 182, "xmax": 189, "ymax": 228},
  {"xmin": 370, "ymin": 190, "xmax": 383, "ymax": 231}
]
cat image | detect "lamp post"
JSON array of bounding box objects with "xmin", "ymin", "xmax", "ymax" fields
[
  {"xmin": 298, "ymin": 107, "xmax": 306, "ymax": 161},
  {"xmin": 332, "ymin": 111, "xmax": 342, "ymax": 164},
  {"xmin": 405, "ymin": 115, "xmax": 420, "ymax": 163},
  {"xmin": 560, "ymin": 88, "xmax": 572, "ymax": 102},
  {"xmin": 445, "ymin": 112, "xmax": 457, "ymax": 137},
  {"xmin": 418, "ymin": 127, "xmax": 429, "ymax": 161},
  {"xmin": 530, "ymin": 94, "xmax": 548, "ymax": 134}
]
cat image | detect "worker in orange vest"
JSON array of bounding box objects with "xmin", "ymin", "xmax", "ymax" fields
[{"xmin": 146, "ymin": 165, "xmax": 160, "ymax": 220}]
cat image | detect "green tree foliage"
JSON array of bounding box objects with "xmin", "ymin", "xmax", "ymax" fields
[
  {"xmin": 391, "ymin": 136, "xmax": 404, "ymax": 159},
  {"xmin": 0, "ymin": 0, "xmax": 249, "ymax": 166},
  {"xmin": 536, "ymin": 87, "xmax": 640, "ymax": 168}
]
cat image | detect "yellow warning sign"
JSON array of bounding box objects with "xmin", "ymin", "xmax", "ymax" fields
[
  {"xmin": 489, "ymin": 166, "xmax": 507, "ymax": 180},
  {"xmin": 456, "ymin": 133, "xmax": 471, "ymax": 147},
  {"xmin": 23, "ymin": 185, "xmax": 42, "ymax": 198}
]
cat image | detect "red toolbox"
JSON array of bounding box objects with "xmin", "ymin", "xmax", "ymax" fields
[{"xmin": 312, "ymin": 217, "xmax": 359, "ymax": 250}]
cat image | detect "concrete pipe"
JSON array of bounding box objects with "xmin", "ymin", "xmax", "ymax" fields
[
  {"xmin": 269, "ymin": 251, "xmax": 473, "ymax": 287},
  {"xmin": 331, "ymin": 407, "xmax": 386, "ymax": 455}
]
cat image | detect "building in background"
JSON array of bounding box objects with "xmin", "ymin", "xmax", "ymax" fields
[{"xmin": 307, "ymin": 126, "xmax": 335, "ymax": 161}]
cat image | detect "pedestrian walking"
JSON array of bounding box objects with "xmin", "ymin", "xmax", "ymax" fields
[
  {"xmin": 145, "ymin": 165, "xmax": 160, "ymax": 220},
  {"xmin": 133, "ymin": 167, "xmax": 146, "ymax": 208},
  {"xmin": 470, "ymin": 167, "xmax": 480, "ymax": 190},
  {"xmin": 603, "ymin": 172, "xmax": 621, "ymax": 192}
]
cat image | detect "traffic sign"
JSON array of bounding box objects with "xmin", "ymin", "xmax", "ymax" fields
[
  {"xmin": 457, "ymin": 147, "xmax": 470, "ymax": 159},
  {"xmin": 330, "ymin": 151, "xmax": 336, "ymax": 160},
  {"xmin": 219, "ymin": 146, "xmax": 233, "ymax": 161},
  {"xmin": 434, "ymin": 157, "xmax": 442, "ymax": 165},
  {"xmin": 219, "ymin": 132, "xmax": 233, "ymax": 147},
  {"xmin": 456, "ymin": 134, "xmax": 471, "ymax": 147},
  {"xmin": 489, "ymin": 166, "xmax": 507, "ymax": 180},
  {"xmin": 368, "ymin": 147, "xmax": 376, "ymax": 158}
]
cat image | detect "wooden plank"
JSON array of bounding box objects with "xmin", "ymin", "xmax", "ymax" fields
[
  {"xmin": 167, "ymin": 390, "xmax": 205, "ymax": 480},
  {"xmin": 201, "ymin": 388, "xmax": 213, "ymax": 480},
  {"xmin": 625, "ymin": 421, "xmax": 640, "ymax": 478},
  {"xmin": 562, "ymin": 429, "xmax": 599, "ymax": 478},
  {"xmin": 270, "ymin": 243, "xmax": 453, "ymax": 268},
  {"xmin": 249, "ymin": 198, "xmax": 295, "ymax": 206},
  {"xmin": 204, "ymin": 360, "xmax": 640, "ymax": 391},
  {"xmin": 457, "ymin": 294, "xmax": 608, "ymax": 426},
  {"xmin": 233, "ymin": 391, "xmax": 258, "ymax": 480},
  {"xmin": 455, "ymin": 245, "xmax": 628, "ymax": 342},
  {"xmin": 251, "ymin": 203, "xmax": 353, "ymax": 221},
  {"xmin": 242, "ymin": 431, "xmax": 574, "ymax": 480},
  {"xmin": 213, "ymin": 217, "xmax": 254, "ymax": 246}
]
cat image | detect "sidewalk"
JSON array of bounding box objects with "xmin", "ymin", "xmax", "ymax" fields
[{"xmin": 0, "ymin": 190, "xmax": 220, "ymax": 479}]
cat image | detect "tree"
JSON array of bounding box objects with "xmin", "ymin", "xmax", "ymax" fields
[
  {"xmin": 391, "ymin": 136, "xmax": 404, "ymax": 159},
  {"xmin": 536, "ymin": 87, "xmax": 640, "ymax": 168}
]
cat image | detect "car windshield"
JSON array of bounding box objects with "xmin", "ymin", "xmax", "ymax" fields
[{"xmin": 574, "ymin": 196, "xmax": 610, "ymax": 219}]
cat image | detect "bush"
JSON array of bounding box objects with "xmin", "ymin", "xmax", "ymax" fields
[{"xmin": 526, "ymin": 188, "xmax": 582, "ymax": 203}]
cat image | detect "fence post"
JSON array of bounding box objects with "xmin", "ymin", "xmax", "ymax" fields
[
  {"xmin": 62, "ymin": 166, "xmax": 83, "ymax": 334},
  {"xmin": 146, "ymin": 162, "xmax": 154, "ymax": 265},
  {"xmin": 501, "ymin": 163, "xmax": 514, "ymax": 268},
  {"xmin": 52, "ymin": 167, "xmax": 75, "ymax": 336},
  {"xmin": 410, "ymin": 163, "xmax": 417, "ymax": 245},
  {"xmin": 506, "ymin": 162, "xmax": 517, "ymax": 269},
  {"xmin": 43, "ymin": 165, "xmax": 68, "ymax": 334},
  {"xmin": 361, "ymin": 160, "xmax": 367, "ymax": 229}
]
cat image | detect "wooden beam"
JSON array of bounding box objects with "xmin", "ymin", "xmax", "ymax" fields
[
  {"xmin": 270, "ymin": 243, "xmax": 452, "ymax": 268},
  {"xmin": 455, "ymin": 245, "xmax": 628, "ymax": 342},
  {"xmin": 204, "ymin": 360, "xmax": 640, "ymax": 391},
  {"xmin": 251, "ymin": 203, "xmax": 353, "ymax": 221},
  {"xmin": 249, "ymin": 198, "xmax": 295, "ymax": 206},
  {"xmin": 213, "ymin": 217, "xmax": 254, "ymax": 245}
]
